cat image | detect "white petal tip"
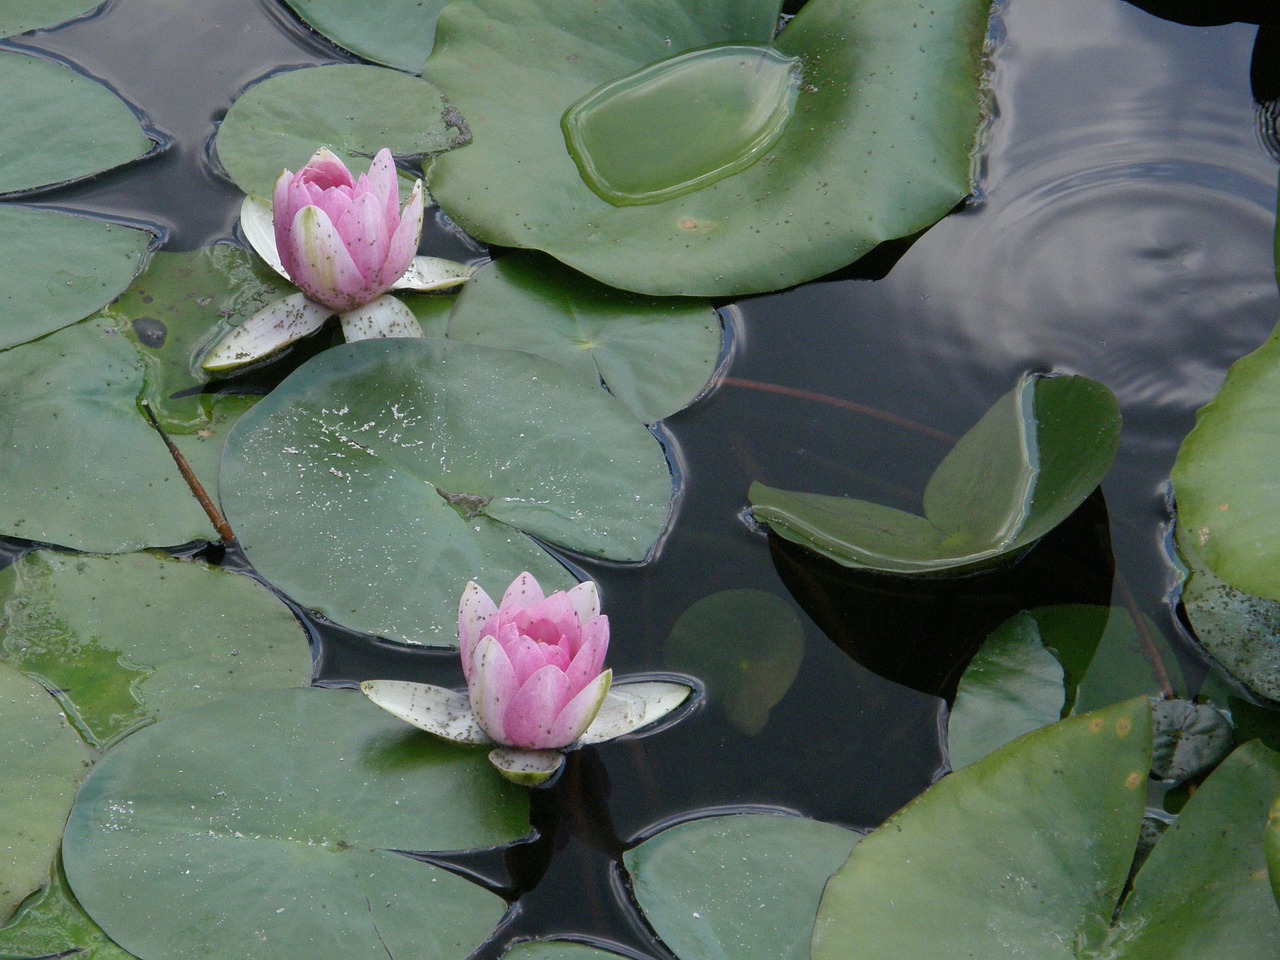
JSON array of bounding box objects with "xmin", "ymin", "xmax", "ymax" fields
[
  {"xmin": 489, "ymin": 747, "xmax": 565, "ymax": 786},
  {"xmin": 361, "ymin": 679, "xmax": 491, "ymax": 745},
  {"xmin": 579, "ymin": 677, "xmax": 698, "ymax": 745},
  {"xmin": 391, "ymin": 256, "xmax": 477, "ymax": 292}
]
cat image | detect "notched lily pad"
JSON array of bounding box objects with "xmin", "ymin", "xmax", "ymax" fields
[
  {"xmin": 0, "ymin": 0, "xmax": 105, "ymax": 38},
  {"xmin": 278, "ymin": 0, "xmax": 450, "ymax": 74},
  {"xmin": 0, "ymin": 857, "xmax": 133, "ymax": 960},
  {"xmin": 750, "ymin": 374, "xmax": 1121, "ymax": 575}
]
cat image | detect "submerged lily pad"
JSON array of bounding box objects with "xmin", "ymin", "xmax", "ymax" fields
[
  {"xmin": 750, "ymin": 374, "xmax": 1121, "ymax": 575},
  {"xmin": 278, "ymin": 0, "xmax": 449, "ymax": 74},
  {"xmin": 0, "ymin": 51, "xmax": 153, "ymax": 195},
  {"xmin": 626, "ymin": 813, "xmax": 860, "ymax": 960},
  {"xmin": 215, "ymin": 64, "xmax": 459, "ymax": 198},
  {"xmin": 0, "ymin": 665, "xmax": 93, "ymax": 928},
  {"xmin": 0, "ymin": 207, "xmax": 151, "ymax": 350},
  {"xmin": 220, "ymin": 338, "xmax": 672, "ymax": 645},
  {"xmin": 1172, "ymin": 321, "xmax": 1280, "ymax": 601},
  {"xmin": 0, "ymin": 552, "xmax": 310, "ymax": 749},
  {"xmin": 423, "ymin": 0, "xmax": 992, "ymax": 296},
  {"xmin": 62, "ymin": 687, "xmax": 526, "ymax": 960},
  {"xmin": 0, "ymin": 858, "xmax": 133, "ymax": 960},
  {"xmin": 447, "ymin": 254, "xmax": 722, "ymax": 423},
  {"xmin": 0, "ymin": 0, "xmax": 104, "ymax": 37}
]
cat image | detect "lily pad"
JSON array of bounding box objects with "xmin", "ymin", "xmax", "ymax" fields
[
  {"xmin": 0, "ymin": 207, "xmax": 151, "ymax": 350},
  {"xmin": 0, "ymin": 551, "xmax": 310, "ymax": 749},
  {"xmin": 501, "ymin": 943, "xmax": 636, "ymax": 960},
  {"xmin": 0, "ymin": 51, "xmax": 153, "ymax": 195},
  {"xmin": 278, "ymin": 0, "xmax": 449, "ymax": 74},
  {"xmin": 215, "ymin": 63, "xmax": 460, "ymax": 198},
  {"xmin": 750, "ymin": 374, "xmax": 1121, "ymax": 575},
  {"xmin": 0, "ymin": 858, "xmax": 133, "ymax": 960},
  {"xmin": 662, "ymin": 589, "xmax": 803, "ymax": 736},
  {"xmin": 1150, "ymin": 698, "xmax": 1234, "ymax": 782},
  {"xmin": 0, "ymin": 665, "xmax": 94, "ymax": 928},
  {"xmin": 1172, "ymin": 319, "xmax": 1280, "ymax": 601},
  {"xmin": 422, "ymin": 0, "xmax": 992, "ymax": 296},
  {"xmin": 219, "ymin": 338, "xmax": 672, "ymax": 645},
  {"xmin": 0, "ymin": 0, "xmax": 104, "ymax": 37},
  {"xmin": 626, "ymin": 813, "xmax": 860, "ymax": 960},
  {"xmin": 447, "ymin": 254, "xmax": 721, "ymax": 423},
  {"xmin": 62, "ymin": 687, "xmax": 527, "ymax": 960},
  {"xmin": 0, "ymin": 318, "xmax": 221, "ymax": 551},
  {"xmin": 814, "ymin": 700, "xmax": 1280, "ymax": 960}
]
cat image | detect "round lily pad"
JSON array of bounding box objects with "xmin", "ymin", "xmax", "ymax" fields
[
  {"xmin": 0, "ymin": 50, "xmax": 153, "ymax": 195},
  {"xmin": 447, "ymin": 254, "xmax": 721, "ymax": 423},
  {"xmin": 0, "ymin": 0, "xmax": 104, "ymax": 37},
  {"xmin": 0, "ymin": 665, "xmax": 93, "ymax": 927},
  {"xmin": 423, "ymin": 0, "xmax": 992, "ymax": 296},
  {"xmin": 220, "ymin": 338, "xmax": 673, "ymax": 645},
  {"xmin": 0, "ymin": 207, "xmax": 152, "ymax": 350},
  {"xmin": 215, "ymin": 63, "xmax": 460, "ymax": 198},
  {"xmin": 278, "ymin": 0, "xmax": 449, "ymax": 73},
  {"xmin": 0, "ymin": 551, "xmax": 310, "ymax": 749},
  {"xmin": 626, "ymin": 813, "xmax": 860, "ymax": 960},
  {"xmin": 502, "ymin": 943, "xmax": 638, "ymax": 960},
  {"xmin": 62, "ymin": 687, "xmax": 527, "ymax": 960}
]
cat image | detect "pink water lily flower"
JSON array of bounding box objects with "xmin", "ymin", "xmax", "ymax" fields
[{"xmin": 461, "ymin": 572, "xmax": 612, "ymax": 750}]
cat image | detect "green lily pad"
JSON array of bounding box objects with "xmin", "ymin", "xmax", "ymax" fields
[
  {"xmin": 105, "ymin": 245, "xmax": 290, "ymax": 432},
  {"xmin": 219, "ymin": 338, "xmax": 672, "ymax": 645},
  {"xmin": 447, "ymin": 254, "xmax": 721, "ymax": 423},
  {"xmin": 423, "ymin": 0, "xmax": 992, "ymax": 296},
  {"xmin": 0, "ymin": 551, "xmax": 310, "ymax": 749},
  {"xmin": 1150, "ymin": 698, "xmax": 1234, "ymax": 782},
  {"xmin": 1172, "ymin": 319, "xmax": 1280, "ymax": 601},
  {"xmin": 0, "ymin": 51, "xmax": 153, "ymax": 195},
  {"xmin": 0, "ymin": 857, "xmax": 134, "ymax": 960},
  {"xmin": 0, "ymin": 318, "xmax": 223, "ymax": 551},
  {"xmin": 626, "ymin": 813, "xmax": 860, "ymax": 960},
  {"xmin": 501, "ymin": 944, "xmax": 633, "ymax": 960},
  {"xmin": 279, "ymin": 0, "xmax": 449, "ymax": 74},
  {"xmin": 0, "ymin": 207, "xmax": 151, "ymax": 350},
  {"xmin": 0, "ymin": 0, "xmax": 104, "ymax": 37},
  {"xmin": 1268, "ymin": 793, "xmax": 1280, "ymax": 912},
  {"xmin": 662, "ymin": 589, "xmax": 804, "ymax": 736},
  {"xmin": 215, "ymin": 63, "xmax": 460, "ymax": 198},
  {"xmin": 0, "ymin": 665, "xmax": 93, "ymax": 927},
  {"xmin": 750, "ymin": 374, "xmax": 1121, "ymax": 575},
  {"xmin": 62, "ymin": 687, "xmax": 526, "ymax": 960}
]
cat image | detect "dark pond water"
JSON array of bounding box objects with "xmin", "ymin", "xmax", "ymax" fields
[{"xmin": 4, "ymin": 0, "xmax": 1279, "ymax": 954}]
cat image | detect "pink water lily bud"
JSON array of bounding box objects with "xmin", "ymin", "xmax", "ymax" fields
[
  {"xmin": 272, "ymin": 147, "xmax": 424, "ymax": 312},
  {"xmin": 459, "ymin": 572, "xmax": 612, "ymax": 750}
]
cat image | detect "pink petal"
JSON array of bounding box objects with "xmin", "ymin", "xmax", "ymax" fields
[
  {"xmin": 365, "ymin": 148, "xmax": 399, "ymax": 222},
  {"xmin": 505, "ymin": 635, "xmax": 552, "ymax": 686},
  {"xmin": 564, "ymin": 616, "xmax": 608, "ymax": 689},
  {"xmin": 548, "ymin": 669, "xmax": 612, "ymax": 747},
  {"xmin": 500, "ymin": 572, "xmax": 545, "ymax": 611},
  {"xmin": 501, "ymin": 664, "xmax": 574, "ymax": 749},
  {"xmin": 334, "ymin": 190, "xmax": 390, "ymax": 284},
  {"xmin": 298, "ymin": 147, "xmax": 354, "ymax": 189},
  {"xmin": 565, "ymin": 581, "xmax": 600, "ymax": 626},
  {"xmin": 273, "ymin": 169, "xmax": 299, "ymax": 280},
  {"xmin": 286, "ymin": 205, "xmax": 371, "ymax": 311},
  {"xmin": 467, "ymin": 636, "xmax": 519, "ymax": 743},
  {"xmin": 458, "ymin": 581, "xmax": 497, "ymax": 680},
  {"xmin": 378, "ymin": 179, "xmax": 424, "ymax": 291}
]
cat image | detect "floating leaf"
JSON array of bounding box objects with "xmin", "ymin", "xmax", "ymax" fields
[
  {"xmin": 502, "ymin": 943, "xmax": 635, "ymax": 960},
  {"xmin": 423, "ymin": 0, "xmax": 992, "ymax": 296},
  {"xmin": 1268, "ymin": 793, "xmax": 1280, "ymax": 912},
  {"xmin": 0, "ymin": 552, "xmax": 310, "ymax": 749},
  {"xmin": 751, "ymin": 374, "xmax": 1121, "ymax": 575},
  {"xmin": 0, "ymin": 857, "xmax": 133, "ymax": 960},
  {"xmin": 1150, "ymin": 698, "xmax": 1233, "ymax": 782},
  {"xmin": 278, "ymin": 0, "xmax": 449, "ymax": 74},
  {"xmin": 220, "ymin": 338, "xmax": 672, "ymax": 645},
  {"xmin": 663, "ymin": 589, "xmax": 803, "ymax": 736},
  {"xmin": 0, "ymin": 319, "xmax": 220, "ymax": 551},
  {"xmin": 0, "ymin": 51, "xmax": 153, "ymax": 195},
  {"xmin": 626, "ymin": 813, "xmax": 860, "ymax": 960},
  {"xmin": 0, "ymin": 0, "xmax": 104, "ymax": 38},
  {"xmin": 63, "ymin": 687, "xmax": 526, "ymax": 960},
  {"xmin": 0, "ymin": 207, "xmax": 151, "ymax": 350},
  {"xmin": 447, "ymin": 254, "xmax": 721, "ymax": 423},
  {"xmin": 215, "ymin": 64, "xmax": 459, "ymax": 198},
  {"xmin": 1172, "ymin": 320, "xmax": 1280, "ymax": 601},
  {"xmin": 0, "ymin": 665, "xmax": 93, "ymax": 927}
]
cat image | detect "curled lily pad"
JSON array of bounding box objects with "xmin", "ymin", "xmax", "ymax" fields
[
  {"xmin": 220, "ymin": 338, "xmax": 673, "ymax": 645},
  {"xmin": 1150, "ymin": 698, "xmax": 1233, "ymax": 782},
  {"xmin": 215, "ymin": 64, "xmax": 460, "ymax": 198},
  {"xmin": 447, "ymin": 253, "xmax": 722, "ymax": 423},
  {"xmin": 0, "ymin": 50, "xmax": 153, "ymax": 195},
  {"xmin": 62, "ymin": 687, "xmax": 527, "ymax": 960},
  {"xmin": 423, "ymin": 0, "xmax": 992, "ymax": 296},
  {"xmin": 0, "ymin": 0, "xmax": 104, "ymax": 37},
  {"xmin": 750, "ymin": 374, "xmax": 1121, "ymax": 575},
  {"xmin": 278, "ymin": 0, "xmax": 450, "ymax": 73}
]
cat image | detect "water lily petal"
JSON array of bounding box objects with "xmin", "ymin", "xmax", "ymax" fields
[
  {"xmin": 288, "ymin": 205, "xmax": 368, "ymax": 310},
  {"xmin": 273, "ymin": 169, "xmax": 298, "ymax": 280},
  {"xmin": 468, "ymin": 636, "xmax": 519, "ymax": 743},
  {"xmin": 239, "ymin": 195, "xmax": 286, "ymax": 279},
  {"xmin": 459, "ymin": 580, "xmax": 498, "ymax": 678},
  {"xmin": 359, "ymin": 680, "xmax": 491, "ymax": 745},
  {"xmin": 379, "ymin": 178, "xmax": 424, "ymax": 290},
  {"xmin": 580, "ymin": 678, "xmax": 692, "ymax": 745},
  {"xmin": 502, "ymin": 664, "xmax": 575, "ymax": 748},
  {"xmin": 365, "ymin": 148, "xmax": 399, "ymax": 226},
  {"xmin": 200, "ymin": 292, "xmax": 331, "ymax": 371},
  {"xmin": 505, "ymin": 635, "xmax": 555, "ymax": 687},
  {"xmin": 334, "ymin": 188, "xmax": 390, "ymax": 283},
  {"xmin": 565, "ymin": 580, "xmax": 600, "ymax": 626},
  {"xmin": 565, "ymin": 616, "xmax": 609, "ymax": 689},
  {"xmin": 501, "ymin": 571, "xmax": 545, "ymax": 610},
  {"xmin": 488, "ymin": 747, "xmax": 564, "ymax": 786},
  {"xmin": 298, "ymin": 147, "xmax": 354, "ymax": 190},
  {"xmin": 391, "ymin": 255, "xmax": 476, "ymax": 292},
  {"xmin": 338, "ymin": 295, "xmax": 423, "ymax": 341},
  {"xmin": 548, "ymin": 668, "xmax": 613, "ymax": 747}
]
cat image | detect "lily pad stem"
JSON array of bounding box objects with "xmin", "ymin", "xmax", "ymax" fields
[
  {"xmin": 1116, "ymin": 573, "xmax": 1175, "ymax": 700},
  {"xmin": 140, "ymin": 401, "xmax": 236, "ymax": 543}
]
